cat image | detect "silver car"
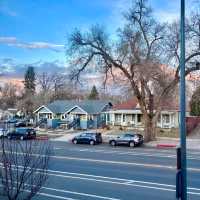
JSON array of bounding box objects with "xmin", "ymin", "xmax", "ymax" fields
[{"xmin": 109, "ymin": 133, "xmax": 144, "ymax": 147}]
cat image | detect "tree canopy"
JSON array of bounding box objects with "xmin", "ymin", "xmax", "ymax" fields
[
  {"xmin": 88, "ymin": 85, "xmax": 99, "ymax": 100},
  {"xmin": 66, "ymin": 0, "xmax": 200, "ymax": 141},
  {"xmin": 24, "ymin": 66, "xmax": 36, "ymax": 95},
  {"xmin": 190, "ymin": 86, "xmax": 200, "ymax": 116}
]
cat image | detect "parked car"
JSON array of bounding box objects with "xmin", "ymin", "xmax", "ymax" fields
[
  {"xmin": 0, "ymin": 128, "xmax": 8, "ymax": 138},
  {"xmin": 14, "ymin": 121, "xmax": 27, "ymax": 127},
  {"xmin": 7, "ymin": 128, "xmax": 36, "ymax": 140},
  {"xmin": 109, "ymin": 133, "xmax": 144, "ymax": 147},
  {"xmin": 7, "ymin": 118, "xmax": 18, "ymax": 123},
  {"xmin": 72, "ymin": 132, "xmax": 102, "ymax": 145}
]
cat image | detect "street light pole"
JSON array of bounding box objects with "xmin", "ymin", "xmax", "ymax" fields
[{"xmin": 180, "ymin": 0, "xmax": 187, "ymax": 199}]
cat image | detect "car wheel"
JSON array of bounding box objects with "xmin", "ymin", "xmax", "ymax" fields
[
  {"xmin": 73, "ymin": 139, "xmax": 78, "ymax": 144},
  {"xmin": 90, "ymin": 140, "xmax": 95, "ymax": 145},
  {"xmin": 20, "ymin": 136, "xmax": 24, "ymax": 141},
  {"xmin": 110, "ymin": 140, "xmax": 116, "ymax": 146},
  {"xmin": 129, "ymin": 141, "xmax": 135, "ymax": 148}
]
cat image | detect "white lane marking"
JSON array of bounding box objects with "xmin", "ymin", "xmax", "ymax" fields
[
  {"xmin": 52, "ymin": 155, "xmax": 200, "ymax": 172},
  {"xmin": 48, "ymin": 171, "xmax": 200, "ymax": 193},
  {"xmin": 38, "ymin": 192, "xmax": 78, "ymax": 200},
  {"xmin": 42, "ymin": 187, "xmax": 121, "ymax": 200},
  {"xmin": 46, "ymin": 172, "xmax": 200, "ymax": 196},
  {"xmin": 0, "ymin": 184, "xmax": 78, "ymax": 200},
  {"xmin": 47, "ymin": 169, "xmax": 175, "ymax": 188},
  {"xmin": 46, "ymin": 172, "xmax": 200, "ymax": 195},
  {"xmin": 63, "ymin": 148, "xmax": 200, "ymax": 160},
  {"xmin": 1, "ymin": 149, "xmax": 200, "ymax": 171},
  {"xmin": 52, "ymin": 155, "xmax": 176, "ymax": 169},
  {"xmin": 65, "ymin": 145, "xmax": 200, "ymax": 156}
]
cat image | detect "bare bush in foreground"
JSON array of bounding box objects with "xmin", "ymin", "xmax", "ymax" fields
[{"xmin": 0, "ymin": 139, "xmax": 52, "ymax": 200}]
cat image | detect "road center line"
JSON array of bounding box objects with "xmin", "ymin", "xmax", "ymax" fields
[
  {"xmin": 52, "ymin": 155, "xmax": 176, "ymax": 169},
  {"xmin": 42, "ymin": 186, "xmax": 121, "ymax": 200}
]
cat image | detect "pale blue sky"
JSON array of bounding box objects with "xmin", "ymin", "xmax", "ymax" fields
[{"xmin": 0, "ymin": 0, "xmax": 195, "ymax": 77}]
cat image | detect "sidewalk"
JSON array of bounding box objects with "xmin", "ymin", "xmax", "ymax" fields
[
  {"xmin": 44, "ymin": 129, "xmax": 200, "ymax": 150},
  {"xmin": 144, "ymin": 137, "xmax": 200, "ymax": 150}
]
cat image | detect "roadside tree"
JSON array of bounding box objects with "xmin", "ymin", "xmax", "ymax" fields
[{"xmin": 66, "ymin": 0, "xmax": 200, "ymax": 142}]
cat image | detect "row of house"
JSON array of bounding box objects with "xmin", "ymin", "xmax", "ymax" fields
[
  {"xmin": 34, "ymin": 98, "xmax": 187, "ymax": 130},
  {"xmin": 34, "ymin": 100, "xmax": 112, "ymax": 129}
]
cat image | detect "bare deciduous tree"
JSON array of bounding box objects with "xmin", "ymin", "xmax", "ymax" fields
[
  {"xmin": 0, "ymin": 83, "xmax": 21, "ymax": 110},
  {"xmin": 0, "ymin": 139, "xmax": 52, "ymax": 200},
  {"xmin": 66, "ymin": 0, "xmax": 200, "ymax": 142},
  {"xmin": 37, "ymin": 72, "xmax": 54, "ymax": 94}
]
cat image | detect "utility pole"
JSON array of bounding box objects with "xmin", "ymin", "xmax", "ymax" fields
[{"xmin": 178, "ymin": 0, "xmax": 187, "ymax": 199}]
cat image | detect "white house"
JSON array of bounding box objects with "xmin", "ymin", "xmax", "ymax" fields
[{"xmin": 105, "ymin": 98, "xmax": 190, "ymax": 129}]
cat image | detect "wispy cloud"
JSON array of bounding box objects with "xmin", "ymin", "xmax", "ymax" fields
[
  {"xmin": 0, "ymin": 58, "xmax": 68, "ymax": 78},
  {"xmin": 0, "ymin": 5, "xmax": 18, "ymax": 17},
  {"xmin": 0, "ymin": 37, "xmax": 17, "ymax": 44},
  {"xmin": 0, "ymin": 37, "xmax": 64, "ymax": 52}
]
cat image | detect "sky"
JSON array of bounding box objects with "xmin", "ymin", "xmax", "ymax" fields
[{"xmin": 0, "ymin": 0, "xmax": 195, "ymax": 79}]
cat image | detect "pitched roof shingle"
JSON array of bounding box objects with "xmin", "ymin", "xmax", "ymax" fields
[{"xmin": 43, "ymin": 100, "xmax": 112, "ymax": 114}]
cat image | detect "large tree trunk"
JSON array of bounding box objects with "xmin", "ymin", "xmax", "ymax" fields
[{"xmin": 144, "ymin": 115, "xmax": 156, "ymax": 142}]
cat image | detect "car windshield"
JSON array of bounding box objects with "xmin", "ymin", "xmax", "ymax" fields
[{"xmin": 16, "ymin": 128, "xmax": 28, "ymax": 134}]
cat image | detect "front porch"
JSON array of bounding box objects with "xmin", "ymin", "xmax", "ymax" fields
[
  {"xmin": 106, "ymin": 111, "xmax": 143, "ymax": 128},
  {"xmin": 106, "ymin": 111, "xmax": 178, "ymax": 129}
]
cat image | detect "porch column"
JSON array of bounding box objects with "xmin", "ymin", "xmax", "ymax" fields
[
  {"xmin": 121, "ymin": 114, "xmax": 123, "ymax": 125},
  {"xmin": 112, "ymin": 114, "xmax": 115, "ymax": 126},
  {"xmin": 169, "ymin": 114, "xmax": 172, "ymax": 128},
  {"xmin": 160, "ymin": 114, "xmax": 163, "ymax": 128},
  {"xmin": 135, "ymin": 114, "xmax": 138, "ymax": 127}
]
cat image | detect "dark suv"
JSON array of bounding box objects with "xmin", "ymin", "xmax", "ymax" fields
[
  {"xmin": 72, "ymin": 132, "xmax": 102, "ymax": 145},
  {"xmin": 109, "ymin": 133, "xmax": 144, "ymax": 148},
  {"xmin": 7, "ymin": 128, "xmax": 36, "ymax": 140}
]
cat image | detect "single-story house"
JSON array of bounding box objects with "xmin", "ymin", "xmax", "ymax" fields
[
  {"xmin": 0, "ymin": 108, "xmax": 24, "ymax": 120},
  {"xmin": 34, "ymin": 100, "xmax": 112, "ymax": 129},
  {"xmin": 105, "ymin": 98, "xmax": 190, "ymax": 129}
]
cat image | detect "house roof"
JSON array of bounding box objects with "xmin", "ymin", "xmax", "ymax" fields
[
  {"xmin": 112, "ymin": 98, "xmax": 139, "ymax": 110},
  {"xmin": 74, "ymin": 100, "xmax": 112, "ymax": 114},
  {"xmin": 47, "ymin": 100, "xmax": 77, "ymax": 114},
  {"xmin": 112, "ymin": 97, "xmax": 185, "ymax": 111},
  {"xmin": 36, "ymin": 100, "xmax": 112, "ymax": 114}
]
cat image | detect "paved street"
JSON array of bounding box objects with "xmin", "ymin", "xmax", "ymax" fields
[{"xmin": 30, "ymin": 142, "xmax": 200, "ymax": 200}]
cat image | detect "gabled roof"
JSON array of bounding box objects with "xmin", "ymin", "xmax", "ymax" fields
[
  {"xmin": 47, "ymin": 100, "xmax": 77, "ymax": 114},
  {"xmin": 65, "ymin": 100, "xmax": 112, "ymax": 114},
  {"xmin": 112, "ymin": 98, "xmax": 139, "ymax": 110},
  {"xmin": 76, "ymin": 100, "xmax": 112, "ymax": 114},
  {"xmin": 35, "ymin": 100, "xmax": 112, "ymax": 114},
  {"xmin": 112, "ymin": 97, "xmax": 183, "ymax": 111}
]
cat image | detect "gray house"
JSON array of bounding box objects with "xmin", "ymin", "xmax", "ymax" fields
[{"xmin": 34, "ymin": 100, "xmax": 112, "ymax": 129}]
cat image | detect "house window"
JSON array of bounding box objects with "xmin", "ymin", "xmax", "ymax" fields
[
  {"xmin": 88, "ymin": 115, "xmax": 94, "ymax": 120},
  {"xmin": 132, "ymin": 114, "xmax": 135, "ymax": 121},
  {"xmin": 137, "ymin": 114, "xmax": 142, "ymax": 123},
  {"xmin": 123, "ymin": 114, "xmax": 126, "ymax": 122},
  {"xmin": 47, "ymin": 114, "xmax": 52, "ymax": 119},
  {"xmin": 163, "ymin": 114, "xmax": 170, "ymax": 124},
  {"xmin": 115, "ymin": 114, "xmax": 121, "ymax": 122},
  {"xmin": 107, "ymin": 114, "xmax": 110, "ymax": 122}
]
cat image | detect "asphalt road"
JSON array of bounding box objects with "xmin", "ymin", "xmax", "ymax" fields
[{"xmin": 1, "ymin": 140, "xmax": 200, "ymax": 200}]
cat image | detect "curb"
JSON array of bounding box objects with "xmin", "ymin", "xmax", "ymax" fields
[
  {"xmin": 36, "ymin": 136, "xmax": 49, "ymax": 140},
  {"xmin": 156, "ymin": 144, "xmax": 177, "ymax": 148}
]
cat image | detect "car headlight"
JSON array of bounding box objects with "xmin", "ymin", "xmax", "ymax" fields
[{"xmin": 133, "ymin": 135, "xmax": 139, "ymax": 141}]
